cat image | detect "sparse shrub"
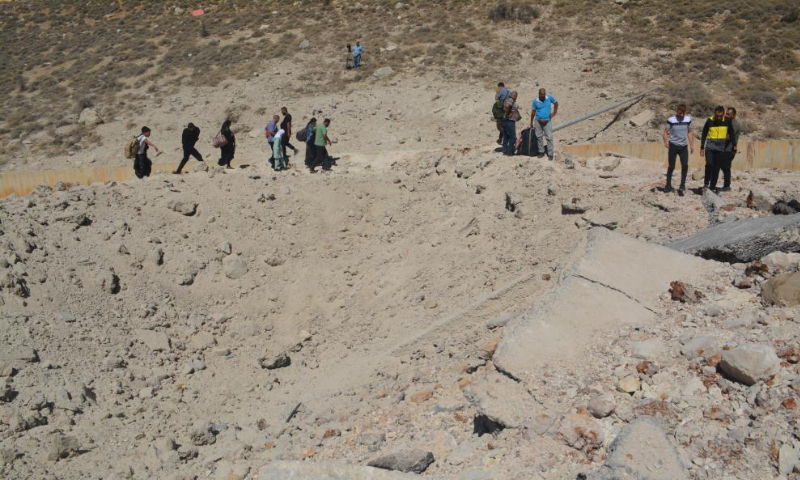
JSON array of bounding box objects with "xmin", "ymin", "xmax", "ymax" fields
[
  {"xmin": 489, "ymin": 1, "xmax": 540, "ymax": 23},
  {"xmin": 748, "ymin": 90, "xmax": 778, "ymax": 105},
  {"xmin": 783, "ymin": 91, "xmax": 800, "ymax": 107},
  {"xmin": 736, "ymin": 119, "xmax": 756, "ymax": 135},
  {"xmin": 763, "ymin": 127, "xmax": 786, "ymax": 139},
  {"xmin": 663, "ymin": 81, "xmax": 715, "ymax": 117}
]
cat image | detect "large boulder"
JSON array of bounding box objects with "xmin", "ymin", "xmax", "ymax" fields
[
  {"xmin": 761, "ymin": 272, "xmax": 800, "ymax": 307},
  {"xmin": 668, "ymin": 213, "xmax": 800, "ymax": 263},
  {"xmin": 719, "ymin": 344, "xmax": 780, "ymax": 386},
  {"xmin": 494, "ymin": 228, "xmax": 712, "ymax": 387}
]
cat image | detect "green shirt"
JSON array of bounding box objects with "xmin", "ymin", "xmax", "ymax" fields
[{"xmin": 315, "ymin": 124, "xmax": 328, "ymax": 147}]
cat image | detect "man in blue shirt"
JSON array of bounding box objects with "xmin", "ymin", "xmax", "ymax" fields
[
  {"xmin": 531, "ymin": 88, "xmax": 558, "ymax": 160},
  {"xmin": 352, "ymin": 41, "xmax": 364, "ymax": 68}
]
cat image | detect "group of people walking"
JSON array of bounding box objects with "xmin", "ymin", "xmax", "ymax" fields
[{"xmin": 131, "ymin": 107, "xmax": 335, "ymax": 179}]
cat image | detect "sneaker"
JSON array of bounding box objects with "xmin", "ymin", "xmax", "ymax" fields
[
  {"xmin": 664, "ymin": 186, "xmax": 674, "ymax": 193},
  {"xmin": 172, "ymin": 170, "xmax": 181, "ymax": 175},
  {"xmin": 719, "ymin": 186, "xmax": 731, "ymax": 192},
  {"xmin": 677, "ymin": 188, "xmax": 685, "ymax": 197},
  {"xmin": 547, "ymin": 155, "xmax": 554, "ymax": 161}
]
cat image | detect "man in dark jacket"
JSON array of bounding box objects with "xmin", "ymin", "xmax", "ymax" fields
[
  {"xmin": 700, "ymin": 106, "xmax": 737, "ymax": 192},
  {"xmin": 173, "ymin": 123, "xmax": 203, "ymax": 174}
]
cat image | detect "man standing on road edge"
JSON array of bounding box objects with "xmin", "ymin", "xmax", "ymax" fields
[
  {"xmin": 135, "ymin": 126, "xmax": 161, "ymax": 179},
  {"xmin": 720, "ymin": 107, "xmax": 740, "ymax": 192},
  {"xmin": 531, "ymin": 88, "xmax": 558, "ymax": 160},
  {"xmin": 700, "ymin": 105, "xmax": 737, "ymax": 192},
  {"xmin": 662, "ymin": 104, "xmax": 693, "ymax": 195},
  {"xmin": 314, "ymin": 118, "xmax": 332, "ymax": 172},
  {"xmin": 502, "ymin": 91, "xmax": 521, "ymax": 156}
]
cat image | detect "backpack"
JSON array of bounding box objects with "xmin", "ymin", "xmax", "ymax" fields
[
  {"xmin": 295, "ymin": 127, "xmax": 308, "ymax": 142},
  {"xmin": 492, "ymin": 99, "xmax": 505, "ymax": 120},
  {"xmin": 125, "ymin": 136, "xmax": 139, "ymax": 159},
  {"xmin": 213, "ymin": 131, "xmax": 228, "ymax": 148}
]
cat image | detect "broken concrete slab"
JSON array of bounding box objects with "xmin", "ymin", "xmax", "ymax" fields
[
  {"xmin": 579, "ymin": 416, "xmax": 688, "ymax": 480},
  {"xmin": 258, "ymin": 461, "xmax": 444, "ymax": 480},
  {"xmin": 629, "ymin": 110, "xmax": 654, "ymax": 127},
  {"xmin": 494, "ymin": 228, "xmax": 712, "ymax": 388},
  {"xmin": 668, "ymin": 212, "xmax": 800, "ymax": 263},
  {"xmin": 462, "ymin": 370, "xmax": 540, "ymax": 429}
]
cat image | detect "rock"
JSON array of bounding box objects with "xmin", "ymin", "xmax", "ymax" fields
[
  {"xmin": 618, "ymin": 376, "xmax": 641, "ymax": 394},
  {"xmin": 558, "ymin": 413, "xmax": 604, "ymax": 453},
  {"xmin": 58, "ymin": 312, "xmax": 77, "ymax": 323},
  {"xmin": 259, "ymin": 352, "xmax": 290, "ymax": 370},
  {"xmin": 680, "ymin": 336, "xmax": 720, "ymax": 360},
  {"xmin": 167, "ymin": 200, "xmax": 198, "ymax": 216},
  {"xmin": 151, "ymin": 248, "xmax": 164, "ymax": 266},
  {"xmin": 761, "ymin": 251, "xmax": 800, "ymax": 271},
  {"xmin": 669, "ymin": 281, "xmax": 704, "ymax": 304},
  {"xmin": 746, "ymin": 188, "xmax": 775, "ymax": 211},
  {"xmin": 374, "ymin": 67, "xmax": 394, "ymax": 79},
  {"xmin": 4, "ymin": 346, "xmax": 38, "ymax": 363},
  {"xmin": 561, "ymin": 201, "xmax": 589, "ymax": 214},
  {"xmin": 668, "ymin": 212, "xmax": 800, "ymax": 263},
  {"xmin": 486, "ymin": 312, "xmax": 516, "ymax": 329},
  {"xmin": 223, "ymin": 256, "xmax": 248, "ymax": 279},
  {"xmin": 221, "ymin": 241, "xmax": 232, "ymax": 255},
  {"xmin": 582, "ymin": 417, "xmax": 689, "ymax": 480},
  {"xmin": 631, "ymin": 338, "xmax": 664, "ymax": 361},
  {"xmin": 189, "ymin": 421, "xmax": 216, "ymax": 446},
  {"xmin": 779, "ymin": 443, "xmax": 800, "ymax": 476},
  {"xmin": 78, "ymin": 108, "xmax": 103, "ymax": 126},
  {"xmin": 47, "ymin": 433, "xmax": 81, "ymax": 461},
  {"xmin": 259, "ymin": 461, "xmax": 441, "ymax": 479},
  {"xmin": 702, "ymin": 188, "xmax": 726, "ymax": 223},
  {"xmin": 368, "ymin": 449, "xmax": 435, "ymax": 474},
  {"xmin": 423, "ymin": 299, "xmax": 438, "ymax": 309},
  {"xmin": 629, "ymin": 110, "xmax": 654, "ymax": 127},
  {"xmin": 97, "ymin": 268, "xmax": 120, "ymax": 294},
  {"xmin": 359, "ymin": 433, "xmax": 386, "ymax": 453},
  {"xmin": 719, "ymin": 344, "xmax": 781, "ymax": 386},
  {"xmin": 1, "ymin": 381, "xmax": 15, "ymax": 402},
  {"xmin": 299, "ymin": 39, "xmax": 310, "ymax": 50},
  {"xmin": 135, "ymin": 329, "xmax": 171, "ymax": 352},
  {"xmin": 0, "ymin": 447, "xmax": 16, "ymax": 467},
  {"xmin": 762, "ymin": 272, "xmax": 800, "ymax": 307},
  {"xmin": 587, "ymin": 394, "xmax": 616, "ymax": 418},
  {"xmin": 409, "ymin": 390, "xmax": 433, "ymax": 403}
]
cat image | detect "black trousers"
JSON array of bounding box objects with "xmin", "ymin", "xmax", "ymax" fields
[
  {"xmin": 218, "ymin": 146, "xmax": 234, "ymax": 167},
  {"xmin": 281, "ymin": 135, "xmax": 297, "ymax": 158},
  {"xmin": 666, "ymin": 143, "xmax": 688, "ymax": 189},
  {"xmin": 720, "ymin": 151, "xmax": 735, "ymax": 188},
  {"xmin": 134, "ymin": 154, "xmax": 152, "ymax": 179},
  {"xmin": 705, "ymin": 149, "xmax": 725, "ymax": 189},
  {"xmin": 305, "ymin": 143, "xmax": 317, "ymax": 169},
  {"xmin": 176, "ymin": 146, "xmax": 203, "ymax": 172},
  {"xmin": 315, "ymin": 145, "xmax": 330, "ymax": 170}
]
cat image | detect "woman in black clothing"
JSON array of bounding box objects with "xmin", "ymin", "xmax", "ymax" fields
[
  {"xmin": 304, "ymin": 117, "xmax": 318, "ymax": 171},
  {"xmin": 218, "ymin": 119, "xmax": 236, "ymax": 169}
]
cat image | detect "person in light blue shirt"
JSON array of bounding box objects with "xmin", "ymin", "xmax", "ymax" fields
[
  {"xmin": 530, "ymin": 88, "xmax": 558, "ymax": 160},
  {"xmin": 352, "ymin": 41, "xmax": 364, "ymax": 68}
]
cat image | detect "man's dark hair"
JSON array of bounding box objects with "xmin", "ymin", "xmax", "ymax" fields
[
  {"xmin": 677, "ymin": 104, "xmax": 687, "ymax": 111},
  {"xmin": 187, "ymin": 122, "xmax": 195, "ymax": 129},
  {"xmin": 141, "ymin": 126, "xmax": 151, "ymax": 133},
  {"xmin": 497, "ymin": 82, "xmax": 505, "ymax": 87},
  {"xmin": 727, "ymin": 106, "xmax": 737, "ymax": 115},
  {"xmin": 324, "ymin": 118, "xmax": 331, "ymax": 125},
  {"xmin": 714, "ymin": 105, "xmax": 725, "ymax": 113}
]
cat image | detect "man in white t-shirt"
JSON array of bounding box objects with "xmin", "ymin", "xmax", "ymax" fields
[{"xmin": 134, "ymin": 126, "xmax": 161, "ymax": 179}]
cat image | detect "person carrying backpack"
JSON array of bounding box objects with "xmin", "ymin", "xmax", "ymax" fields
[
  {"xmin": 494, "ymin": 82, "xmax": 509, "ymax": 145},
  {"xmin": 217, "ymin": 119, "xmax": 236, "ymax": 169},
  {"xmin": 173, "ymin": 123, "xmax": 203, "ymax": 174},
  {"xmin": 134, "ymin": 126, "xmax": 161, "ymax": 179},
  {"xmin": 502, "ymin": 91, "xmax": 521, "ymax": 156}
]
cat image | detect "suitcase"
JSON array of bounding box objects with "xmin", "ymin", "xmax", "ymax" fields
[{"xmin": 515, "ymin": 127, "xmax": 539, "ymax": 156}]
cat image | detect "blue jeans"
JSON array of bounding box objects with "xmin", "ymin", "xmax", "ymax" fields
[
  {"xmin": 354, "ymin": 54, "xmax": 361, "ymax": 68},
  {"xmin": 502, "ymin": 119, "xmax": 516, "ymax": 155}
]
